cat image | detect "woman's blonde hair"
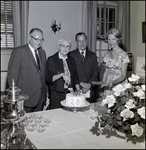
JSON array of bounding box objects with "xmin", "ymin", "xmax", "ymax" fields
[{"xmin": 106, "ymin": 28, "xmax": 122, "ymax": 44}]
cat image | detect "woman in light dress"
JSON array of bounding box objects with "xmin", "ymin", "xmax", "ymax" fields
[{"xmin": 101, "ymin": 28, "xmax": 130, "ymax": 89}]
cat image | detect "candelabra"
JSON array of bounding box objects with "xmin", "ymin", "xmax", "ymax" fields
[{"xmin": 51, "ymin": 19, "xmax": 62, "ymax": 34}]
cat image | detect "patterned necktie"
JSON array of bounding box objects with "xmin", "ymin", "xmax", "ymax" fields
[
  {"xmin": 81, "ymin": 51, "xmax": 85, "ymax": 62},
  {"xmin": 35, "ymin": 50, "xmax": 41, "ymax": 71},
  {"xmin": 63, "ymin": 59, "xmax": 70, "ymax": 88}
]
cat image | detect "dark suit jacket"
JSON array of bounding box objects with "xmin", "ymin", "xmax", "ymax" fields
[
  {"xmin": 69, "ymin": 48, "xmax": 98, "ymax": 84},
  {"xmin": 7, "ymin": 44, "xmax": 47, "ymax": 107},
  {"xmin": 69, "ymin": 49, "xmax": 98, "ymax": 99},
  {"xmin": 46, "ymin": 52, "xmax": 79, "ymax": 93}
]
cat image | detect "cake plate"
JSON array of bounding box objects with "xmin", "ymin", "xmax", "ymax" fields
[{"xmin": 60, "ymin": 100, "xmax": 90, "ymax": 113}]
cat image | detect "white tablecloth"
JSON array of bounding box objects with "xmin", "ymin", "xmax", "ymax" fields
[{"xmin": 25, "ymin": 108, "xmax": 145, "ymax": 149}]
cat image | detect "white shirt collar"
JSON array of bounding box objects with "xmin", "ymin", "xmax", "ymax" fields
[
  {"xmin": 79, "ymin": 49, "xmax": 86, "ymax": 57},
  {"xmin": 28, "ymin": 43, "xmax": 35, "ymax": 51},
  {"xmin": 58, "ymin": 52, "xmax": 68, "ymax": 60}
]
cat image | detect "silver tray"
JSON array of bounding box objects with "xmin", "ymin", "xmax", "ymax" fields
[{"xmin": 61, "ymin": 100, "xmax": 90, "ymax": 112}]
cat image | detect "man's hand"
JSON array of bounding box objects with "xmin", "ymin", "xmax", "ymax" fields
[
  {"xmin": 82, "ymin": 87, "xmax": 89, "ymax": 94},
  {"xmin": 80, "ymin": 82, "xmax": 91, "ymax": 90}
]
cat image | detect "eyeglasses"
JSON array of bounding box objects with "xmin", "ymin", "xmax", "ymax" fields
[
  {"xmin": 60, "ymin": 44, "xmax": 71, "ymax": 49},
  {"xmin": 31, "ymin": 35, "xmax": 45, "ymax": 42}
]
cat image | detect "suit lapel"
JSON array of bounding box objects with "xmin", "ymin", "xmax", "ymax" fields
[
  {"xmin": 76, "ymin": 49, "xmax": 87, "ymax": 63},
  {"xmin": 75, "ymin": 49, "xmax": 83, "ymax": 63},
  {"xmin": 25, "ymin": 44, "xmax": 38, "ymax": 69}
]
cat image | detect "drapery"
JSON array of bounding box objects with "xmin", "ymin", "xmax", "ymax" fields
[
  {"xmin": 81, "ymin": 1, "xmax": 97, "ymax": 52},
  {"xmin": 12, "ymin": 1, "xmax": 29, "ymax": 47},
  {"xmin": 117, "ymin": 1, "xmax": 130, "ymax": 52}
]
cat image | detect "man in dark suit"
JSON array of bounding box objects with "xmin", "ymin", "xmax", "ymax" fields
[
  {"xmin": 69, "ymin": 32, "xmax": 98, "ymax": 103},
  {"xmin": 7, "ymin": 28, "xmax": 47, "ymax": 113}
]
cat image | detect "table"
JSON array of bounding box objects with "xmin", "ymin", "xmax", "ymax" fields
[{"xmin": 25, "ymin": 107, "xmax": 145, "ymax": 149}]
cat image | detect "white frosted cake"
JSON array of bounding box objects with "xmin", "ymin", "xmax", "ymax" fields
[{"xmin": 65, "ymin": 93, "xmax": 86, "ymax": 107}]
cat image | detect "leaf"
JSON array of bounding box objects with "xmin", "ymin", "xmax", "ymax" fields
[
  {"xmin": 117, "ymin": 121, "xmax": 123, "ymax": 126},
  {"xmin": 124, "ymin": 124, "xmax": 130, "ymax": 131},
  {"xmin": 113, "ymin": 117, "xmax": 118, "ymax": 128},
  {"xmin": 107, "ymin": 117, "xmax": 113, "ymax": 125},
  {"xmin": 104, "ymin": 124, "xmax": 111, "ymax": 130},
  {"xmin": 115, "ymin": 114, "xmax": 122, "ymax": 120}
]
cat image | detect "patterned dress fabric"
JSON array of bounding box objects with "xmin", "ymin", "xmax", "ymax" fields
[
  {"xmin": 63, "ymin": 59, "xmax": 71, "ymax": 88},
  {"xmin": 102, "ymin": 51, "xmax": 130, "ymax": 84}
]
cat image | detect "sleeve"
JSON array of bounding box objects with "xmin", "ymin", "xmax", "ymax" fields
[
  {"xmin": 7, "ymin": 48, "xmax": 21, "ymax": 86},
  {"xmin": 122, "ymin": 52, "xmax": 130, "ymax": 63},
  {"xmin": 46, "ymin": 57, "xmax": 54, "ymax": 84},
  {"xmin": 71, "ymin": 58, "xmax": 79, "ymax": 85},
  {"xmin": 89, "ymin": 53, "xmax": 99, "ymax": 83}
]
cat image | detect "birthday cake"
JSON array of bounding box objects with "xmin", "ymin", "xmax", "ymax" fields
[{"xmin": 65, "ymin": 93, "xmax": 86, "ymax": 107}]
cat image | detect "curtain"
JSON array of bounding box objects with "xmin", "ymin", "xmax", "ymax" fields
[
  {"xmin": 81, "ymin": 1, "xmax": 97, "ymax": 52},
  {"xmin": 12, "ymin": 1, "xmax": 29, "ymax": 47},
  {"xmin": 117, "ymin": 1, "xmax": 130, "ymax": 52}
]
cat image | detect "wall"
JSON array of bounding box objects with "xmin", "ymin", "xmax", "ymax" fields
[
  {"xmin": 1, "ymin": 1, "xmax": 82, "ymax": 91},
  {"xmin": 28, "ymin": 1, "xmax": 82, "ymax": 57},
  {"xmin": 130, "ymin": 1, "xmax": 145, "ymax": 75}
]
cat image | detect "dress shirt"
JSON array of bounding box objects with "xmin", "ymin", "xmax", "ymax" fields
[
  {"xmin": 79, "ymin": 49, "xmax": 86, "ymax": 57},
  {"xmin": 28, "ymin": 44, "xmax": 38, "ymax": 63}
]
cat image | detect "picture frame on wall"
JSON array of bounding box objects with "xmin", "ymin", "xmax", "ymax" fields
[{"xmin": 142, "ymin": 22, "xmax": 145, "ymax": 43}]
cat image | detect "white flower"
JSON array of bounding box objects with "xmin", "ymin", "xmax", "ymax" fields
[
  {"xmin": 123, "ymin": 83, "xmax": 132, "ymax": 90},
  {"xmin": 125, "ymin": 99, "xmax": 136, "ymax": 109},
  {"xmin": 106, "ymin": 95, "xmax": 116, "ymax": 108},
  {"xmin": 133, "ymin": 89, "xmax": 145, "ymax": 98},
  {"xmin": 128, "ymin": 74, "xmax": 140, "ymax": 82},
  {"xmin": 101, "ymin": 99, "xmax": 107, "ymax": 106},
  {"xmin": 131, "ymin": 123, "xmax": 144, "ymax": 137},
  {"xmin": 137, "ymin": 107, "xmax": 145, "ymax": 119},
  {"xmin": 141, "ymin": 85, "xmax": 145, "ymax": 91},
  {"xmin": 120, "ymin": 109, "xmax": 134, "ymax": 121},
  {"xmin": 113, "ymin": 84, "xmax": 125, "ymax": 96},
  {"xmin": 89, "ymin": 109, "xmax": 98, "ymax": 121},
  {"xmin": 101, "ymin": 95, "xmax": 116, "ymax": 108}
]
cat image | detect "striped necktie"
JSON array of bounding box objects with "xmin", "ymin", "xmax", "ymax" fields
[
  {"xmin": 81, "ymin": 51, "xmax": 85, "ymax": 62},
  {"xmin": 35, "ymin": 49, "xmax": 41, "ymax": 71}
]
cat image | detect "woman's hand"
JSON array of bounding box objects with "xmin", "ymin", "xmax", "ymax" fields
[
  {"xmin": 80, "ymin": 82, "xmax": 91, "ymax": 90},
  {"xmin": 82, "ymin": 87, "xmax": 89, "ymax": 94},
  {"xmin": 101, "ymin": 81, "xmax": 108, "ymax": 88},
  {"xmin": 62, "ymin": 73, "xmax": 71, "ymax": 85},
  {"xmin": 91, "ymin": 81, "xmax": 104, "ymax": 85},
  {"xmin": 108, "ymin": 81, "xmax": 114, "ymax": 88}
]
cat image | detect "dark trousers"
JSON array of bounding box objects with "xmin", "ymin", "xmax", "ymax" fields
[
  {"xmin": 49, "ymin": 89, "xmax": 69, "ymax": 109},
  {"xmin": 86, "ymin": 86, "xmax": 97, "ymax": 103},
  {"xmin": 24, "ymin": 99, "xmax": 44, "ymax": 113}
]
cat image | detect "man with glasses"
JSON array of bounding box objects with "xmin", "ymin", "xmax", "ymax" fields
[
  {"xmin": 69, "ymin": 32, "xmax": 99, "ymax": 103},
  {"xmin": 7, "ymin": 28, "xmax": 47, "ymax": 113},
  {"xmin": 46, "ymin": 38, "xmax": 80, "ymax": 109}
]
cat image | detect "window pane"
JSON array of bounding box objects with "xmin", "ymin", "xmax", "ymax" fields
[
  {"xmin": 109, "ymin": 8, "xmax": 115, "ymax": 22},
  {"xmin": 109, "ymin": 23, "xmax": 116, "ymax": 29},
  {"xmin": 97, "ymin": 7, "xmax": 99, "ymax": 18},
  {"xmin": 1, "ymin": 1, "xmax": 14, "ymax": 48}
]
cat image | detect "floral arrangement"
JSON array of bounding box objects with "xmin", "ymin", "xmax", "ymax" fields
[{"xmin": 90, "ymin": 74, "xmax": 145, "ymax": 144}]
